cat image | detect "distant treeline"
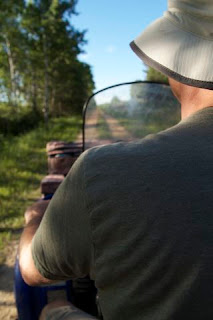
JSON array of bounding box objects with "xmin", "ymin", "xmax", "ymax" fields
[
  {"xmin": 146, "ymin": 67, "xmax": 168, "ymax": 84},
  {"xmin": 0, "ymin": 0, "xmax": 94, "ymax": 133}
]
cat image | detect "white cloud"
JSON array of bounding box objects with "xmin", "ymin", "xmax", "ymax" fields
[{"xmin": 106, "ymin": 45, "xmax": 117, "ymax": 53}]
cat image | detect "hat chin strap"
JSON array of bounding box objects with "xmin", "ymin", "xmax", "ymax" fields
[{"xmin": 165, "ymin": 10, "xmax": 213, "ymax": 40}]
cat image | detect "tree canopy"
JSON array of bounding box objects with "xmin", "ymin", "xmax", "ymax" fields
[
  {"xmin": 146, "ymin": 67, "xmax": 168, "ymax": 84},
  {"xmin": 0, "ymin": 0, "xmax": 94, "ymax": 123}
]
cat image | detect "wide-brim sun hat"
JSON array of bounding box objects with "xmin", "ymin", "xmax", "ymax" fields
[{"xmin": 130, "ymin": 0, "xmax": 213, "ymax": 89}]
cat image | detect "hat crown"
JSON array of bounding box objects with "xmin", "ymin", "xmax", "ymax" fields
[
  {"xmin": 131, "ymin": 0, "xmax": 213, "ymax": 88},
  {"xmin": 169, "ymin": 0, "xmax": 213, "ymax": 17},
  {"xmin": 166, "ymin": 0, "xmax": 213, "ymax": 39}
]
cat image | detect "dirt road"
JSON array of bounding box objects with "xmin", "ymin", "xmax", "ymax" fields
[
  {"xmin": 84, "ymin": 109, "xmax": 132, "ymax": 149},
  {"xmin": 102, "ymin": 113, "xmax": 131, "ymax": 141},
  {"xmin": 0, "ymin": 239, "xmax": 19, "ymax": 320}
]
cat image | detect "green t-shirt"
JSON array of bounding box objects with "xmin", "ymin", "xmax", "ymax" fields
[{"xmin": 32, "ymin": 107, "xmax": 213, "ymax": 320}]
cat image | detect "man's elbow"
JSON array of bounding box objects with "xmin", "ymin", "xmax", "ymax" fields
[
  {"xmin": 19, "ymin": 244, "xmax": 52, "ymax": 286},
  {"xmin": 20, "ymin": 263, "xmax": 41, "ymax": 286},
  {"xmin": 19, "ymin": 259, "xmax": 53, "ymax": 286}
]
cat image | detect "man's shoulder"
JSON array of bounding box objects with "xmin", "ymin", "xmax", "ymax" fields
[
  {"xmin": 81, "ymin": 129, "xmax": 177, "ymax": 170},
  {"xmin": 79, "ymin": 108, "xmax": 213, "ymax": 171}
]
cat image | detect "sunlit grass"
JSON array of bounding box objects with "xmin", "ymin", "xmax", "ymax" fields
[
  {"xmin": 97, "ymin": 116, "xmax": 112, "ymax": 140},
  {"xmin": 0, "ymin": 116, "xmax": 81, "ymax": 263}
]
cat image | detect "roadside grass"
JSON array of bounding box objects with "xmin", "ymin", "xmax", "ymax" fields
[
  {"xmin": 0, "ymin": 116, "xmax": 81, "ymax": 264},
  {"xmin": 97, "ymin": 116, "xmax": 112, "ymax": 140}
]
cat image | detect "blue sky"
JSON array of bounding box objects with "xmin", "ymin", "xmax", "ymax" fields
[{"xmin": 72, "ymin": 0, "xmax": 167, "ymax": 91}]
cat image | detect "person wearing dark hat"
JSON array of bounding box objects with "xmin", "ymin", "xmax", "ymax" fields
[{"xmin": 19, "ymin": 0, "xmax": 213, "ymax": 319}]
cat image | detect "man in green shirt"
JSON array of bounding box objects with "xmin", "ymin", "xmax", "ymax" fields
[{"xmin": 19, "ymin": 0, "xmax": 213, "ymax": 319}]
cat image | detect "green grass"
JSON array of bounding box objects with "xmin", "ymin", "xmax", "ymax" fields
[
  {"xmin": 97, "ymin": 116, "xmax": 112, "ymax": 140},
  {"xmin": 0, "ymin": 116, "xmax": 81, "ymax": 264}
]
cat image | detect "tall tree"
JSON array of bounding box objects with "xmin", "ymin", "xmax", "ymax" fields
[
  {"xmin": 0, "ymin": 0, "xmax": 25, "ymax": 106},
  {"xmin": 21, "ymin": 0, "xmax": 94, "ymax": 119},
  {"xmin": 146, "ymin": 67, "xmax": 168, "ymax": 84},
  {"xmin": 0, "ymin": 0, "xmax": 94, "ymax": 121}
]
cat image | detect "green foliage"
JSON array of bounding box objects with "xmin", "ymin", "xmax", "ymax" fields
[
  {"xmin": 0, "ymin": 103, "xmax": 42, "ymax": 136},
  {"xmin": 0, "ymin": 0, "xmax": 25, "ymax": 106},
  {"xmin": 0, "ymin": 115, "xmax": 81, "ymax": 261},
  {"xmin": 146, "ymin": 67, "xmax": 168, "ymax": 84},
  {"xmin": 0, "ymin": 0, "xmax": 94, "ymax": 121}
]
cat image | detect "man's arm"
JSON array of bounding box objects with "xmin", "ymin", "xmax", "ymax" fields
[
  {"xmin": 19, "ymin": 151, "xmax": 93, "ymax": 285},
  {"xmin": 19, "ymin": 200, "xmax": 54, "ymax": 286}
]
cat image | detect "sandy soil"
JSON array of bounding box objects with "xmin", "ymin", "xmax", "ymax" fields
[{"xmin": 0, "ymin": 238, "xmax": 20, "ymax": 320}]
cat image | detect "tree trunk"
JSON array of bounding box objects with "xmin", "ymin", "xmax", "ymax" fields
[
  {"xmin": 43, "ymin": 33, "xmax": 49, "ymax": 125},
  {"xmin": 32, "ymin": 70, "xmax": 38, "ymax": 113},
  {"xmin": 4, "ymin": 35, "xmax": 17, "ymax": 107}
]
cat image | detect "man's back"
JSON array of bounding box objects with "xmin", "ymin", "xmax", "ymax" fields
[
  {"xmin": 83, "ymin": 107, "xmax": 213, "ymax": 319},
  {"xmin": 33, "ymin": 107, "xmax": 213, "ymax": 319}
]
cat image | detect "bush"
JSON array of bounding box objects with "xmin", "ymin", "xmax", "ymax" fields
[{"xmin": 0, "ymin": 104, "xmax": 42, "ymax": 136}]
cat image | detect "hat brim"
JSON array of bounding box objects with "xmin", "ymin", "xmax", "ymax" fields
[{"xmin": 130, "ymin": 16, "xmax": 213, "ymax": 90}]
